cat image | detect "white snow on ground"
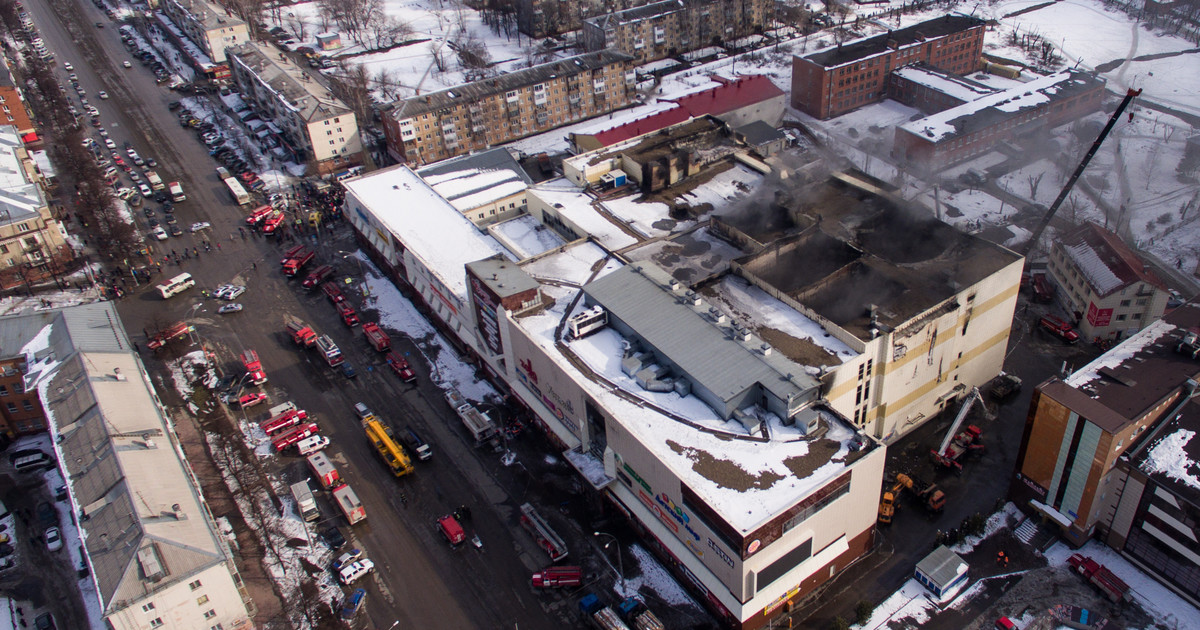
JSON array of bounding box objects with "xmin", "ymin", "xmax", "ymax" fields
[
  {"xmin": 950, "ymin": 503, "xmax": 1024, "ymax": 555},
  {"xmin": 614, "ymin": 544, "xmax": 702, "ymax": 609},
  {"xmin": 1046, "ymin": 539, "xmax": 1200, "ymax": 629},
  {"xmin": 852, "ymin": 580, "xmax": 938, "ymax": 629},
  {"xmin": 358, "ymin": 253, "xmax": 498, "ymax": 403},
  {"xmin": 165, "ymin": 350, "xmax": 211, "ymax": 401},
  {"xmin": 1143, "ymin": 429, "xmax": 1200, "ymax": 489}
]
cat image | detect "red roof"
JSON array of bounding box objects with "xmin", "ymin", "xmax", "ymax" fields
[
  {"xmin": 586, "ymin": 75, "xmax": 784, "ymax": 147},
  {"xmin": 1059, "ymin": 223, "xmax": 1167, "ymax": 298}
]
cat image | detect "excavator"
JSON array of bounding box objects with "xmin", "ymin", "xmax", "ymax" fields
[{"xmin": 878, "ymin": 473, "xmax": 946, "ymax": 524}]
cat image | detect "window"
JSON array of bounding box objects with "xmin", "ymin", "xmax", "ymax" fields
[
  {"xmin": 0, "ymin": 385, "xmax": 7, "ymax": 396},
  {"xmin": 1116, "ymin": 314, "xmax": 1127, "ymax": 321},
  {"xmin": 204, "ymin": 610, "xmax": 217, "ymax": 619},
  {"xmin": 197, "ymin": 595, "xmax": 210, "ymax": 605},
  {"xmin": 142, "ymin": 603, "xmax": 156, "ymax": 612},
  {"xmin": 149, "ymin": 619, "xmax": 164, "ymax": 628},
  {"xmin": 5, "ymin": 403, "xmax": 15, "ymax": 413},
  {"xmin": 190, "ymin": 580, "xmax": 203, "ymax": 590},
  {"xmin": 1119, "ymin": 299, "xmax": 1131, "ymax": 307},
  {"xmin": 21, "ymin": 400, "xmax": 32, "ymax": 411}
]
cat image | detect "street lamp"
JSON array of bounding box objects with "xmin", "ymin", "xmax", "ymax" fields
[{"xmin": 593, "ymin": 531, "xmax": 624, "ymax": 592}]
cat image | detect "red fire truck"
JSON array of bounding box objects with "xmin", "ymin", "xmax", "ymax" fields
[{"xmin": 241, "ymin": 349, "xmax": 267, "ymax": 385}]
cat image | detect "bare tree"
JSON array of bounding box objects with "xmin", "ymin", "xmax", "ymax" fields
[
  {"xmin": 429, "ymin": 41, "xmax": 447, "ymax": 73},
  {"xmin": 455, "ymin": 31, "xmax": 492, "ymax": 73},
  {"xmin": 1027, "ymin": 172, "xmax": 1045, "ymax": 200}
]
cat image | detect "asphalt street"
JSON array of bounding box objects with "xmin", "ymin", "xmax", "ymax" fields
[{"xmin": 23, "ymin": 1, "xmax": 589, "ymax": 627}]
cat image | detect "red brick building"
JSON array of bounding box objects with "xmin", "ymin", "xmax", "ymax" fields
[
  {"xmin": 0, "ymin": 356, "xmax": 47, "ymax": 437},
  {"xmin": 0, "ymin": 59, "xmax": 34, "ymax": 136},
  {"xmin": 791, "ymin": 15, "xmax": 986, "ymax": 119},
  {"xmin": 893, "ymin": 69, "xmax": 1105, "ymax": 169}
]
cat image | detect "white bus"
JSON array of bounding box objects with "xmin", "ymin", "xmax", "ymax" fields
[{"xmin": 156, "ymin": 273, "xmax": 195, "ymax": 299}]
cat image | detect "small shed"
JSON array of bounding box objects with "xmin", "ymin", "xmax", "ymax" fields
[
  {"xmin": 316, "ymin": 32, "xmax": 342, "ymax": 51},
  {"xmin": 734, "ymin": 121, "xmax": 788, "ymax": 157},
  {"xmin": 914, "ymin": 545, "xmax": 968, "ymax": 600}
]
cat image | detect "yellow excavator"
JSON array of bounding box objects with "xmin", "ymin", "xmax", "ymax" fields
[{"xmin": 878, "ymin": 473, "xmax": 946, "ymax": 524}]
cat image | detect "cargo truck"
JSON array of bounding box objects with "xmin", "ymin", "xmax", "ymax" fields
[
  {"xmin": 290, "ymin": 480, "xmax": 319, "ymax": 522},
  {"xmin": 332, "ymin": 483, "xmax": 366, "ymax": 524},
  {"xmin": 307, "ymin": 451, "xmax": 340, "ymax": 488},
  {"xmin": 363, "ymin": 322, "xmax": 390, "ymax": 352},
  {"xmin": 168, "ymin": 181, "xmax": 186, "ymax": 202},
  {"xmin": 579, "ymin": 594, "xmax": 631, "ymax": 630},
  {"xmin": 456, "ymin": 402, "xmax": 498, "ymax": 447},
  {"xmin": 302, "ymin": 264, "xmax": 335, "ymax": 289},
  {"xmin": 386, "ymin": 352, "xmax": 417, "ymax": 382},
  {"xmin": 336, "ymin": 301, "xmax": 360, "ymax": 326},
  {"xmin": 616, "ymin": 599, "xmax": 665, "ymax": 630}
]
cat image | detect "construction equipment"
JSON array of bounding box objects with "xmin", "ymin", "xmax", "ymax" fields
[
  {"xmin": 1023, "ymin": 88, "xmax": 1141, "ymax": 254},
  {"xmin": 363, "ymin": 417, "xmax": 414, "ymax": 477},
  {"xmin": 931, "ymin": 387, "xmax": 986, "ymax": 473},
  {"xmin": 878, "ymin": 473, "xmax": 945, "ymax": 523}
]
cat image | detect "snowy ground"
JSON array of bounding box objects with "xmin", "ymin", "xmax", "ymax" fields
[{"xmin": 357, "ymin": 252, "xmax": 498, "ymax": 403}]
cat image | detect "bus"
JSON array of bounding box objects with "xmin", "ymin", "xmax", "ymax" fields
[
  {"xmin": 224, "ymin": 177, "xmax": 251, "ymax": 205},
  {"xmin": 156, "ymin": 273, "xmax": 195, "ymax": 299}
]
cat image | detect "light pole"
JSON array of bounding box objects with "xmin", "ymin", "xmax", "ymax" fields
[{"xmin": 593, "ymin": 531, "xmax": 624, "ymax": 592}]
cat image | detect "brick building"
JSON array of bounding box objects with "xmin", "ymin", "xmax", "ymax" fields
[
  {"xmin": 791, "ymin": 15, "xmax": 986, "ymax": 119},
  {"xmin": 582, "ymin": 0, "xmax": 773, "ymax": 64},
  {"xmin": 0, "ymin": 58, "xmax": 34, "ymax": 136},
  {"xmin": 516, "ymin": 0, "xmax": 627, "ymax": 38},
  {"xmin": 885, "ymin": 63, "xmax": 997, "ymax": 115},
  {"xmin": 382, "ymin": 51, "xmax": 634, "ymax": 165},
  {"xmin": 0, "ymin": 355, "xmax": 45, "ymax": 437},
  {"xmin": 1046, "ymin": 223, "xmax": 1170, "ymax": 342},
  {"xmin": 893, "ymin": 69, "xmax": 1105, "ymax": 169}
]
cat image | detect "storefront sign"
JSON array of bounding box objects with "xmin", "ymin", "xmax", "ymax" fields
[{"xmin": 1087, "ymin": 302, "xmax": 1113, "ymax": 327}]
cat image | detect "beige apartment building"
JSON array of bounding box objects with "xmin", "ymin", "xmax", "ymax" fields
[
  {"xmin": 582, "ymin": 0, "xmax": 774, "ymax": 64},
  {"xmin": 0, "ymin": 126, "xmax": 71, "ymax": 290},
  {"xmin": 159, "ymin": 0, "xmax": 248, "ymax": 63},
  {"xmin": 516, "ymin": 0, "xmax": 632, "ymax": 38},
  {"xmin": 226, "ymin": 42, "xmax": 362, "ymax": 174},
  {"xmin": 382, "ymin": 50, "xmax": 635, "ymax": 165}
]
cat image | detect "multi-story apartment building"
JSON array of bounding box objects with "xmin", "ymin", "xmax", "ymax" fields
[
  {"xmin": 1011, "ymin": 304, "xmax": 1200, "ymax": 553},
  {"xmin": 894, "ymin": 69, "xmax": 1105, "ymax": 169},
  {"xmin": 0, "ymin": 59, "xmax": 34, "ymax": 136},
  {"xmin": 0, "ymin": 354, "xmax": 46, "ymax": 437},
  {"xmin": 0, "ymin": 126, "xmax": 71, "ymax": 290},
  {"xmin": 1044, "ymin": 222, "xmax": 1170, "ymax": 343},
  {"xmin": 791, "ymin": 15, "xmax": 986, "ymax": 119},
  {"xmin": 517, "ymin": 0, "xmax": 629, "ymax": 38},
  {"xmin": 159, "ymin": 0, "xmax": 247, "ymax": 64},
  {"xmin": 381, "ymin": 50, "xmax": 634, "ymax": 166},
  {"xmin": 582, "ymin": 0, "xmax": 773, "ymax": 64},
  {"xmin": 18, "ymin": 302, "xmax": 255, "ymax": 630},
  {"xmin": 226, "ymin": 42, "xmax": 362, "ymax": 174}
]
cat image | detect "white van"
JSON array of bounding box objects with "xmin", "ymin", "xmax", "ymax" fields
[
  {"xmin": 13, "ymin": 451, "xmax": 52, "ymax": 473},
  {"xmin": 296, "ymin": 435, "xmax": 329, "ymax": 456}
]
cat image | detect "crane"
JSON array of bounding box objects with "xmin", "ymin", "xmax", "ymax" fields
[
  {"xmin": 931, "ymin": 387, "xmax": 987, "ymax": 472},
  {"xmin": 1022, "ymin": 88, "xmax": 1141, "ymax": 255}
]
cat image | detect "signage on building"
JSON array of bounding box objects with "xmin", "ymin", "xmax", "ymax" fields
[
  {"xmin": 1016, "ymin": 472, "xmax": 1047, "ymax": 498},
  {"xmin": 468, "ymin": 272, "xmax": 504, "ymax": 354},
  {"xmin": 515, "ymin": 356, "xmax": 577, "ymax": 432},
  {"xmin": 764, "ymin": 583, "xmax": 802, "ymax": 615},
  {"xmin": 1086, "ymin": 302, "xmax": 1113, "ymax": 327}
]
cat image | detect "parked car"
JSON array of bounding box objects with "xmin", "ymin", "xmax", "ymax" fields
[
  {"xmin": 98, "ymin": 91, "xmax": 108, "ymax": 99},
  {"xmin": 323, "ymin": 527, "xmax": 346, "ymax": 549},
  {"xmin": 190, "ymin": 221, "xmax": 211, "ymax": 232},
  {"xmin": 150, "ymin": 226, "xmax": 168, "ymax": 240},
  {"xmin": 337, "ymin": 559, "xmax": 375, "ymax": 585},
  {"xmin": 238, "ymin": 393, "xmax": 268, "ymax": 408},
  {"xmin": 331, "ymin": 549, "xmax": 363, "ymax": 572},
  {"xmin": 45, "ymin": 527, "xmax": 62, "ymax": 552},
  {"xmin": 340, "ymin": 589, "xmax": 366, "ymax": 620},
  {"xmin": 217, "ymin": 303, "xmax": 243, "ymax": 314},
  {"xmin": 123, "ymin": 60, "xmax": 132, "ymax": 68}
]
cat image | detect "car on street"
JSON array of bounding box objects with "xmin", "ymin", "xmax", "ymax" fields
[
  {"xmin": 323, "ymin": 527, "xmax": 346, "ymax": 549},
  {"xmin": 331, "ymin": 549, "xmax": 363, "ymax": 571},
  {"xmin": 45, "ymin": 527, "xmax": 62, "ymax": 552},
  {"xmin": 63, "ymin": 62, "xmax": 73, "ymax": 71},
  {"xmin": 104, "ymin": 138, "xmax": 116, "ymax": 149},
  {"xmin": 337, "ymin": 559, "xmax": 374, "ymax": 585},
  {"xmin": 217, "ymin": 303, "xmax": 243, "ymax": 314},
  {"xmin": 190, "ymin": 221, "xmax": 211, "ymax": 232},
  {"xmin": 123, "ymin": 60, "xmax": 132, "ymax": 68},
  {"xmin": 169, "ymin": 225, "xmax": 183, "ymax": 237},
  {"xmin": 150, "ymin": 226, "xmax": 168, "ymax": 241},
  {"xmin": 237, "ymin": 393, "xmax": 268, "ymax": 408},
  {"xmin": 98, "ymin": 91, "xmax": 108, "ymax": 99},
  {"xmin": 138, "ymin": 183, "xmax": 153, "ymax": 197},
  {"xmin": 340, "ymin": 362, "xmax": 357, "ymax": 379},
  {"xmin": 341, "ymin": 589, "xmax": 366, "ymax": 620},
  {"xmin": 145, "ymin": 157, "xmax": 157, "ymax": 168},
  {"xmin": 214, "ymin": 284, "xmax": 245, "ymax": 300}
]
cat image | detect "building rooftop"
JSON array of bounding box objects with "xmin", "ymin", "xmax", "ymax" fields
[
  {"xmin": 388, "ymin": 50, "xmax": 634, "ymax": 121},
  {"xmin": 466, "ymin": 256, "xmax": 540, "ymax": 299},
  {"xmin": 891, "ymin": 63, "xmax": 999, "ymax": 103},
  {"xmin": 1048, "ymin": 304, "xmax": 1200, "ymax": 434},
  {"xmin": 583, "ymin": 0, "xmax": 686, "ymax": 29},
  {"xmin": 898, "ymin": 69, "xmax": 1106, "ymax": 143},
  {"xmin": 917, "ymin": 545, "xmax": 968, "ymax": 587},
  {"xmin": 10, "ymin": 303, "xmax": 235, "ymax": 614},
  {"xmin": 162, "ymin": 0, "xmax": 245, "ymax": 31},
  {"xmin": 1128, "ymin": 398, "xmax": 1200, "ymax": 508},
  {"xmin": 728, "ymin": 172, "xmax": 1022, "ymax": 339},
  {"xmin": 802, "ymin": 15, "xmax": 985, "ymax": 68},
  {"xmin": 342, "ymin": 164, "xmax": 513, "ymax": 299},
  {"xmin": 0, "ymin": 126, "xmax": 44, "ymax": 223},
  {"xmin": 416, "ymin": 148, "xmax": 533, "ymax": 213},
  {"xmin": 1057, "ymin": 222, "xmax": 1167, "ymax": 298},
  {"xmin": 488, "ymin": 214, "xmax": 568, "ymax": 259},
  {"xmin": 735, "ymin": 120, "xmax": 787, "ymax": 147},
  {"xmin": 227, "ymin": 42, "xmax": 352, "ymax": 123}
]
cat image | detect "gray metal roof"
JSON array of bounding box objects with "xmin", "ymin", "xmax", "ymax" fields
[
  {"xmin": 735, "ymin": 121, "xmax": 786, "ymax": 147},
  {"xmin": 227, "ymin": 42, "xmax": 352, "ymax": 124},
  {"xmin": 916, "ymin": 545, "xmax": 967, "ymax": 587},
  {"xmin": 583, "ymin": 263, "xmax": 818, "ymax": 412},
  {"xmin": 584, "ymin": 0, "xmax": 685, "ymax": 29},
  {"xmin": 388, "ymin": 50, "xmax": 633, "ymax": 121},
  {"xmin": 416, "ymin": 147, "xmax": 534, "ymax": 208}
]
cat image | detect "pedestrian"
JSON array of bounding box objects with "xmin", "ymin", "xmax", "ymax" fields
[
  {"xmin": 192, "ymin": 247, "xmax": 199, "ymax": 257},
  {"xmin": 133, "ymin": 342, "xmax": 140, "ymax": 353},
  {"xmin": 251, "ymin": 261, "xmax": 257, "ymax": 270}
]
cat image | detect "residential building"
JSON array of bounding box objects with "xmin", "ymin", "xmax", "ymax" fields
[
  {"xmin": 381, "ymin": 51, "xmax": 635, "ymax": 166},
  {"xmin": 0, "ymin": 126, "xmax": 71, "ymax": 290},
  {"xmin": 569, "ymin": 74, "xmax": 786, "ymax": 152},
  {"xmin": 416, "ymin": 148, "xmax": 534, "ymax": 226},
  {"xmin": 341, "ymin": 159, "xmax": 1023, "ymax": 626},
  {"xmin": 159, "ymin": 0, "xmax": 247, "ymax": 64},
  {"xmin": 1045, "ymin": 222, "xmax": 1170, "ymax": 342},
  {"xmin": 1103, "ymin": 373, "xmax": 1200, "ymax": 607},
  {"xmin": 893, "ymin": 69, "xmax": 1105, "ymax": 170},
  {"xmin": 791, "ymin": 15, "xmax": 986, "ymax": 119},
  {"xmin": 226, "ymin": 42, "xmax": 362, "ymax": 174},
  {"xmin": 516, "ymin": 0, "xmax": 621, "ymax": 38},
  {"xmin": 12, "ymin": 302, "xmax": 254, "ymax": 630},
  {"xmin": 582, "ymin": 0, "xmax": 774, "ymax": 64},
  {"xmin": 0, "ymin": 58, "xmax": 34, "ymax": 136},
  {"xmin": 1011, "ymin": 304, "xmax": 1200, "ymax": 552},
  {"xmin": 0, "ymin": 353, "xmax": 45, "ymax": 437}
]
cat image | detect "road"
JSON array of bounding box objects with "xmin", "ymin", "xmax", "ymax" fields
[{"xmin": 23, "ymin": 1, "xmax": 578, "ymax": 628}]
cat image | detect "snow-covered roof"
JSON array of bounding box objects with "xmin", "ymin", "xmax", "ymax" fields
[
  {"xmin": 583, "ymin": 0, "xmax": 685, "ymax": 28},
  {"xmin": 0, "ymin": 126, "xmax": 43, "ymax": 222},
  {"xmin": 529, "ymin": 179, "xmax": 639, "ymax": 250},
  {"xmin": 1056, "ymin": 222, "xmax": 1167, "ymax": 298},
  {"xmin": 416, "ymin": 148, "xmax": 533, "ymax": 212},
  {"xmin": 802, "ymin": 14, "xmax": 985, "ymax": 68},
  {"xmin": 891, "ymin": 64, "xmax": 999, "ymax": 103},
  {"xmin": 898, "ymin": 69, "xmax": 1105, "ymax": 143},
  {"xmin": 342, "ymin": 164, "xmax": 513, "ymax": 299},
  {"xmin": 227, "ymin": 42, "xmax": 352, "ymax": 123},
  {"xmin": 488, "ymin": 215, "xmax": 567, "ymax": 260}
]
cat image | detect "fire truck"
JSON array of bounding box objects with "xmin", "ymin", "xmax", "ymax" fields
[
  {"xmin": 363, "ymin": 322, "xmax": 391, "ymax": 352},
  {"xmin": 241, "ymin": 349, "xmax": 267, "ymax": 385},
  {"xmin": 146, "ymin": 321, "xmax": 193, "ymax": 351},
  {"xmin": 519, "ymin": 503, "xmax": 568, "ymax": 562}
]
